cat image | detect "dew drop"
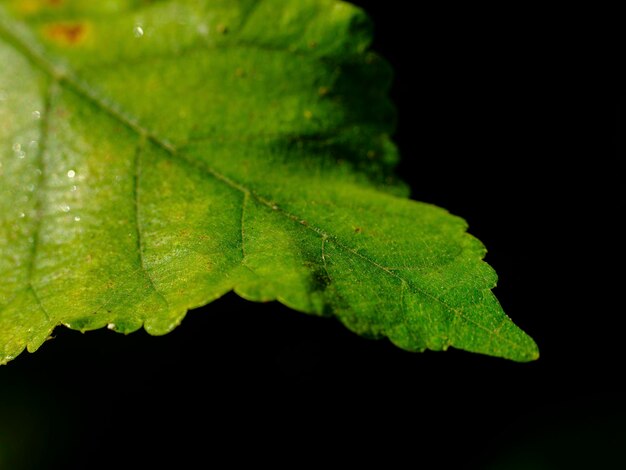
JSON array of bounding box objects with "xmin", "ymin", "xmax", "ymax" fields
[
  {"xmin": 67, "ymin": 169, "xmax": 76, "ymax": 178},
  {"xmin": 133, "ymin": 24, "xmax": 144, "ymax": 38},
  {"xmin": 107, "ymin": 323, "xmax": 116, "ymax": 330},
  {"xmin": 71, "ymin": 185, "xmax": 78, "ymax": 192},
  {"xmin": 60, "ymin": 204, "xmax": 71, "ymax": 213},
  {"xmin": 32, "ymin": 110, "xmax": 41, "ymax": 120},
  {"xmin": 18, "ymin": 212, "xmax": 25, "ymax": 218},
  {"xmin": 13, "ymin": 143, "xmax": 25, "ymax": 159},
  {"xmin": 74, "ymin": 215, "xmax": 81, "ymax": 222}
]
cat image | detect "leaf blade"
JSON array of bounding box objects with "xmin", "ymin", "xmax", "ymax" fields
[{"xmin": 0, "ymin": 0, "xmax": 538, "ymax": 364}]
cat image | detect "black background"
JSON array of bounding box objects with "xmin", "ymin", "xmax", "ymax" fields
[{"xmin": 0, "ymin": 3, "xmax": 621, "ymax": 469}]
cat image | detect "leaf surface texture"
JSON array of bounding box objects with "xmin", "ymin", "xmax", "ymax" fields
[{"xmin": 0, "ymin": 0, "xmax": 538, "ymax": 363}]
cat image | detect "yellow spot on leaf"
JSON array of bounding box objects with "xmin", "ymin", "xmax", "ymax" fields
[
  {"xmin": 14, "ymin": 0, "xmax": 63, "ymax": 15},
  {"xmin": 43, "ymin": 22, "xmax": 91, "ymax": 47}
]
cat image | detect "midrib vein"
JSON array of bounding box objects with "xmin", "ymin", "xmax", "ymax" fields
[{"xmin": 0, "ymin": 18, "xmax": 529, "ymax": 354}]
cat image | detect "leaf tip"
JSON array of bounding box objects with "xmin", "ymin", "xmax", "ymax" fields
[{"xmin": 511, "ymin": 333, "xmax": 540, "ymax": 363}]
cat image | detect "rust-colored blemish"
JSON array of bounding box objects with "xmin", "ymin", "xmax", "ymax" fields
[{"xmin": 43, "ymin": 22, "xmax": 90, "ymax": 46}]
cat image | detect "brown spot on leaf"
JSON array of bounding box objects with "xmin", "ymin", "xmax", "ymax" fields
[{"xmin": 44, "ymin": 22, "xmax": 91, "ymax": 46}]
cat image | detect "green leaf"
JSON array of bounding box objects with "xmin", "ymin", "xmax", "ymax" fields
[{"xmin": 0, "ymin": 0, "xmax": 538, "ymax": 364}]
